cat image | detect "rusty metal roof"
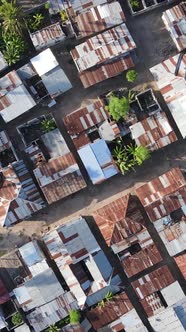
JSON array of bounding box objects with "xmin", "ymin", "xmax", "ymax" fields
[
  {"xmin": 63, "ymin": 100, "xmax": 108, "ymax": 135},
  {"xmin": 87, "ymin": 292, "xmax": 133, "ymax": 330},
  {"xmin": 76, "ymin": 1, "xmax": 125, "ymax": 37},
  {"xmin": 132, "ymin": 265, "xmax": 175, "ymax": 299},
  {"xmin": 174, "ymin": 253, "xmax": 186, "ymax": 279},
  {"xmin": 93, "ymin": 194, "xmax": 145, "ymax": 246},
  {"xmin": 136, "ymin": 168, "xmax": 186, "ymax": 222},
  {"xmin": 71, "ymin": 23, "xmax": 136, "ymax": 72},
  {"xmin": 150, "ymin": 54, "xmax": 186, "ymax": 138},
  {"xmin": 162, "ymin": 2, "xmax": 186, "ymax": 51},
  {"xmin": 93, "ymin": 194, "xmax": 162, "ymax": 276},
  {"xmin": 0, "ymin": 160, "xmax": 44, "ymax": 227},
  {"xmin": 130, "ymin": 112, "xmax": 177, "ymax": 151},
  {"xmin": 30, "ymin": 23, "xmax": 65, "ymax": 50},
  {"xmin": 33, "ymin": 154, "xmax": 86, "ymax": 204},
  {"xmin": 79, "ymin": 55, "xmax": 135, "ymax": 88}
]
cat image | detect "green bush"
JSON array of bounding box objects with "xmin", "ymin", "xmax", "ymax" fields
[
  {"xmin": 105, "ymin": 95, "xmax": 130, "ymax": 121},
  {"xmin": 0, "ymin": 0, "xmax": 24, "ymax": 35},
  {"xmin": 126, "ymin": 70, "xmax": 138, "ymax": 83},
  {"xmin": 126, "ymin": 145, "xmax": 151, "ymax": 165},
  {"xmin": 130, "ymin": 0, "xmax": 140, "ymax": 9},
  {"xmin": 11, "ymin": 312, "xmax": 23, "ymax": 326},
  {"xmin": 69, "ymin": 310, "xmax": 81, "ymax": 324},
  {"xmin": 27, "ymin": 13, "xmax": 44, "ymax": 32},
  {"xmin": 41, "ymin": 119, "xmax": 57, "ymax": 133},
  {"xmin": 47, "ymin": 325, "xmax": 59, "ymax": 332},
  {"xmin": 60, "ymin": 10, "xmax": 68, "ymax": 23},
  {"xmin": 2, "ymin": 32, "xmax": 25, "ymax": 65}
]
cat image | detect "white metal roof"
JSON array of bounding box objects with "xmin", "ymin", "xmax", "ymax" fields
[{"xmin": 31, "ymin": 48, "xmax": 58, "ymax": 76}]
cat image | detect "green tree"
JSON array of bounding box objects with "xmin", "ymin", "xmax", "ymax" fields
[
  {"xmin": 126, "ymin": 145, "xmax": 150, "ymax": 165},
  {"xmin": 47, "ymin": 325, "xmax": 60, "ymax": 332},
  {"xmin": 3, "ymin": 32, "xmax": 25, "ymax": 65},
  {"xmin": 126, "ymin": 70, "xmax": 138, "ymax": 83},
  {"xmin": 41, "ymin": 119, "xmax": 57, "ymax": 133},
  {"xmin": 112, "ymin": 144, "xmax": 135, "ymax": 175},
  {"xmin": 11, "ymin": 312, "xmax": 23, "ymax": 326},
  {"xmin": 69, "ymin": 310, "xmax": 81, "ymax": 324},
  {"xmin": 105, "ymin": 95, "xmax": 130, "ymax": 121},
  {"xmin": 0, "ymin": 0, "xmax": 24, "ymax": 35},
  {"xmin": 60, "ymin": 9, "xmax": 68, "ymax": 23}
]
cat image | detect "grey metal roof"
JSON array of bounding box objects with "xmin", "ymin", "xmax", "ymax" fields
[{"xmin": 41, "ymin": 66, "xmax": 72, "ymax": 98}]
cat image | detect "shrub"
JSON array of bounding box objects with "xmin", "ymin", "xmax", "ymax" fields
[
  {"xmin": 2, "ymin": 32, "xmax": 25, "ymax": 65},
  {"xmin": 69, "ymin": 310, "xmax": 81, "ymax": 324},
  {"xmin": 126, "ymin": 70, "xmax": 138, "ymax": 83},
  {"xmin": 105, "ymin": 291, "xmax": 113, "ymax": 302},
  {"xmin": 27, "ymin": 13, "xmax": 44, "ymax": 32},
  {"xmin": 126, "ymin": 145, "xmax": 151, "ymax": 165},
  {"xmin": 130, "ymin": 0, "xmax": 140, "ymax": 9},
  {"xmin": 60, "ymin": 10, "xmax": 68, "ymax": 23},
  {"xmin": 105, "ymin": 95, "xmax": 130, "ymax": 121},
  {"xmin": 11, "ymin": 312, "xmax": 23, "ymax": 326},
  {"xmin": 41, "ymin": 119, "xmax": 57, "ymax": 133},
  {"xmin": 47, "ymin": 325, "xmax": 60, "ymax": 332}
]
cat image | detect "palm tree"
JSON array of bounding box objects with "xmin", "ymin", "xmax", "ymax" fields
[
  {"xmin": 0, "ymin": 0, "xmax": 24, "ymax": 35},
  {"xmin": 126, "ymin": 145, "xmax": 150, "ymax": 165},
  {"xmin": 47, "ymin": 325, "xmax": 60, "ymax": 332}
]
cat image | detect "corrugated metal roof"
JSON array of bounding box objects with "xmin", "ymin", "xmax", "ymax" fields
[
  {"xmin": 19, "ymin": 241, "xmax": 49, "ymax": 277},
  {"xmin": 71, "ymin": 23, "xmax": 136, "ymax": 72},
  {"xmin": 87, "ymin": 292, "xmax": 133, "ymax": 330},
  {"xmin": 149, "ymin": 306, "xmax": 185, "ymax": 332},
  {"xmin": 162, "ymin": 2, "xmax": 186, "ymax": 51},
  {"xmin": 173, "ymin": 297, "xmax": 186, "ymax": 330},
  {"xmin": 150, "ymin": 54, "xmax": 186, "ymax": 138},
  {"xmin": 79, "ymin": 54, "xmax": 135, "ymax": 88},
  {"xmin": 27, "ymin": 292, "xmax": 78, "ymax": 332},
  {"xmin": 130, "ymin": 112, "xmax": 177, "ymax": 151},
  {"xmin": 33, "ymin": 154, "xmax": 86, "ymax": 204},
  {"xmin": 30, "ymin": 23, "xmax": 65, "ymax": 50},
  {"xmin": 31, "ymin": 48, "xmax": 72, "ymax": 97},
  {"xmin": 0, "ymin": 160, "xmax": 44, "ymax": 227},
  {"xmin": 0, "ymin": 71, "xmax": 36, "ymax": 123},
  {"xmin": 14, "ymin": 324, "xmax": 31, "ymax": 332},
  {"xmin": 43, "ymin": 217, "xmax": 120, "ymax": 308},
  {"xmin": 78, "ymin": 140, "xmax": 118, "ymax": 184},
  {"xmin": 154, "ymin": 218, "xmax": 186, "ymax": 256},
  {"xmin": 30, "ymin": 48, "xmax": 59, "ymax": 76},
  {"xmin": 174, "ymin": 253, "xmax": 186, "ymax": 279},
  {"xmin": 41, "ymin": 128, "xmax": 70, "ymax": 159},
  {"xmin": 64, "ymin": 100, "xmax": 108, "ymax": 135},
  {"xmin": 76, "ymin": 1, "xmax": 125, "ymax": 37},
  {"xmin": 93, "ymin": 194, "xmax": 162, "ymax": 276},
  {"xmin": 93, "ymin": 194, "xmax": 143, "ymax": 246},
  {"xmin": 65, "ymin": 0, "xmax": 106, "ymax": 13},
  {"xmin": 136, "ymin": 168, "xmax": 186, "ymax": 222},
  {"xmin": 13, "ymin": 268, "xmax": 65, "ymax": 310},
  {"xmin": 132, "ymin": 265, "xmax": 175, "ymax": 300}
]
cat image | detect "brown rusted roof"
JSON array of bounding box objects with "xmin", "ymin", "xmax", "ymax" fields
[
  {"xmin": 136, "ymin": 168, "xmax": 186, "ymax": 222},
  {"xmin": 86, "ymin": 292, "xmax": 133, "ymax": 330},
  {"xmin": 130, "ymin": 112, "xmax": 177, "ymax": 151},
  {"xmin": 79, "ymin": 55, "xmax": 135, "ymax": 88},
  {"xmin": 174, "ymin": 253, "xmax": 186, "ymax": 279},
  {"xmin": 33, "ymin": 154, "xmax": 86, "ymax": 204},
  {"xmin": 93, "ymin": 194, "xmax": 145, "ymax": 246},
  {"xmin": 63, "ymin": 100, "xmax": 108, "ymax": 135},
  {"xmin": 132, "ymin": 265, "xmax": 175, "ymax": 300},
  {"xmin": 121, "ymin": 244, "xmax": 162, "ymax": 278},
  {"xmin": 76, "ymin": 1, "xmax": 125, "ymax": 37}
]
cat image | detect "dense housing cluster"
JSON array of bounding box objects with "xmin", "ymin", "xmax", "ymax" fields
[{"xmin": 0, "ymin": 0, "xmax": 185, "ymax": 332}]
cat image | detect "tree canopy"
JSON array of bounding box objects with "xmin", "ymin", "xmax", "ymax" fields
[{"xmin": 105, "ymin": 95, "xmax": 130, "ymax": 121}]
